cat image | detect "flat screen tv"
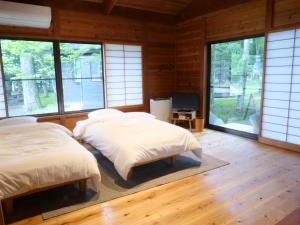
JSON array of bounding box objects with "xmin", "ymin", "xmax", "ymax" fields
[{"xmin": 172, "ymin": 92, "xmax": 199, "ymax": 111}]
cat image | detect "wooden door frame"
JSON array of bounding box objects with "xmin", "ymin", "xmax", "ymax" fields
[
  {"xmin": 0, "ymin": 201, "xmax": 4, "ymax": 225},
  {"xmin": 205, "ymin": 34, "xmax": 264, "ymax": 140}
]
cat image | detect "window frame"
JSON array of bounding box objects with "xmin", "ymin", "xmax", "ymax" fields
[
  {"xmin": 0, "ymin": 37, "xmax": 106, "ymax": 117},
  {"xmin": 57, "ymin": 40, "xmax": 106, "ymax": 114},
  {"xmin": 206, "ymin": 34, "xmax": 265, "ymax": 140}
]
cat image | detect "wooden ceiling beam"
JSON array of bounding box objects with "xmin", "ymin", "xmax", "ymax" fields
[
  {"xmin": 177, "ymin": 0, "xmax": 253, "ymax": 22},
  {"xmin": 111, "ymin": 6, "xmax": 176, "ymax": 24},
  {"xmin": 103, "ymin": 0, "xmax": 118, "ymax": 15}
]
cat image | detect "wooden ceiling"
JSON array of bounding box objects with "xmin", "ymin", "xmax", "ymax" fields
[
  {"xmin": 7, "ymin": 0, "xmax": 255, "ymax": 23},
  {"xmin": 81, "ymin": 0, "xmax": 192, "ymax": 15},
  {"xmin": 82, "ymin": 0, "xmax": 255, "ymax": 20}
]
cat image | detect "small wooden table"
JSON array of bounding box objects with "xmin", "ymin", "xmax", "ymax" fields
[{"xmin": 171, "ymin": 110, "xmax": 196, "ymax": 131}]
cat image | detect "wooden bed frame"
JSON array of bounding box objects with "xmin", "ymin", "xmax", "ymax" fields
[
  {"xmin": 82, "ymin": 142, "xmax": 178, "ymax": 180},
  {"xmin": 0, "ymin": 154, "xmax": 178, "ymax": 225},
  {"xmin": 127, "ymin": 155, "xmax": 177, "ymax": 179},
  {"xmin": 0, "ymin": 179, "xmax": 87, "ymax": 225}
]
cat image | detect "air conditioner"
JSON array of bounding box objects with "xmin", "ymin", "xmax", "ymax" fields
[{"xmin": 0, "ymin": 1, "xmax": 51, "ymax": 29}]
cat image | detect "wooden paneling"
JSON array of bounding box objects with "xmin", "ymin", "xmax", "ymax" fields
[
  {"xmin": 116, "ymin": 0, "xmax": 192, "ymax": 15},
  {"xmin": 176, "ymin": 19, "xmax": 206, "ymax": 117},
  {"xmin": 55, "ymin": 9, "xmax": 144, "ymax": 42},
  {"xmin": 205, "ymin": 0, "xmax": 266, "ymax": 41},
  {"xmin": 145, "ymin": 23, "xmax": 176, "ymax": 99},
  {"xmin": 103, "ymin": 0, "xmax": 118, "ymax": 15},
  {"xmin": 273, "ymin": 0, "xmax": 300, "ymax": 29},
  {"xmin": 37, "ymin": 113, "xmax": 88, "ymax": 130},
  {"xmin": 178, "ymin": 0, "xmax": 253, "ymax": 22}
]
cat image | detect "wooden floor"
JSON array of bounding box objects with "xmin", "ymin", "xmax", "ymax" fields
[{"xmin": 8, "ymin": 129, "xmax": 300, "ymax": 225}]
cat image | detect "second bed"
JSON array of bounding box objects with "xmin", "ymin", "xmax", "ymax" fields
[{"xmin": 74, "ymin": 109, "xmax": 202, "ymax": 180}]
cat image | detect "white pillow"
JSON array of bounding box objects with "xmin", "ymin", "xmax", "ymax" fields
[
  {"xmin": 124, "ymin": 112, "xmax": 156, "ymax": 119},
  {"xmin": 0, "ymin": 116, "xmax": 37, "ymax": 127},
  {"xmin": 88, "ymin": 108, "xmax": 123, "ymax": 118}
]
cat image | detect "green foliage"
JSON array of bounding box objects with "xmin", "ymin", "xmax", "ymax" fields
[
  {"xmin": 212, "ymin": 94, "xmax": 261, "ymax": 123},
  {"xmin": 1, "ymin": 41, "xmax": 102, "ymax": 80},
  {"xmin": 210, "ymin": 37, "xmax": 264, "ymax": 123},
  {"xmin": 1, "ymin": 40, "xmax": 55, "ymax": 80},
  {"xmin": 211, "ymin": 37, "xmax": 264, "ymax": 82},
  {"xmin": 60, "ymin": 43, "xmax": 102, "ymax": 77}
]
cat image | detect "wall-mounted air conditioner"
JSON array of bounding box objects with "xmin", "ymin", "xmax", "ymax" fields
[{"xmin": 0, "ymin": 1, "xmax": 51, "ymax": 29}]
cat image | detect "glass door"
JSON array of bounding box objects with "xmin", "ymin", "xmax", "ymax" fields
[{"xmin": 208, "ymin": 36, "xmax": 265, "ymax": 137}]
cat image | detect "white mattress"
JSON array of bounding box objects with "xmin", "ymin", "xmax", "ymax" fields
[
  {"xmin": 0, "ymin": 122, "xmax": 101, "ymax": 200},
  {"xmin": 74, "ymin": 114, "xmax": 202, "ymax": 180}
]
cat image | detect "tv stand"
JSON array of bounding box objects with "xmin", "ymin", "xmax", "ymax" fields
[
  {"xmin": 177, "ymin": 109, "xmax": 193, "ymax": 112},
  {"xmin": 171, "ymin": 109, "xmax": 196, "ymax": 131}
]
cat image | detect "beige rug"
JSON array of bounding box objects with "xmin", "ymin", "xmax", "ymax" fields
[{"xmin": 41, "ymin": 150, "xmax": 229, "ymax": 219}]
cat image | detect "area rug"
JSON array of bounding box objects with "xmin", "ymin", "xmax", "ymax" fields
[{"xmin": 40, "ymin": 150, "xmax": 229, "ymax": 219}]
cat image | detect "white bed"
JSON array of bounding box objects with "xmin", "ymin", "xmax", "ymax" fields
[
  {"xmin": 0, "ymin": 121, "xmax": 101, "ymax": 200},
  {"xmin": 74, "ymin": 110, "xmax": 202, "ymax": 180}
]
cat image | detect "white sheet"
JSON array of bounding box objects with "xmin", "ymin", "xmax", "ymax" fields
[
  {"xmin": 0, "ymin": 122, "xmax": 101, "ymax": 200},
  {"xmin": 74, "ymin": 114, "xmax": 202, "ymax": 180}
]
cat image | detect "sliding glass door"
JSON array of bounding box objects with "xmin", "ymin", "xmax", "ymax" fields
[{"xmin": 208, "ymin": 36, "xmax": 265, "ymax": 136}]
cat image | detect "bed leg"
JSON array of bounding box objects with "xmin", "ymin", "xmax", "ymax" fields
[
  {"xmin": 170, "ymin": 156, "xmax": 176, "ymax": 166},
  {"xmin": 79, "ymin": 180, "xmax": 87, "ymax": 193},
  {"xmin": 0, "ymin": 201, "xmax": 5, "ymax": 225},
  {"xmin": 3, "ymin": 199, "xmax": 13, "ymax": 216}
]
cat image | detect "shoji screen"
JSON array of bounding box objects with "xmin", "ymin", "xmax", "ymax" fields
[
  {"xmin": 105, "ymin": 44, "xmax": 143, "ymax": 107},
  {"xmin": 261, "ymin": 29, "xmax": 300, "ymax": 145}
]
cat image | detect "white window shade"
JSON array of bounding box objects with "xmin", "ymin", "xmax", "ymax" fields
[
  {"xmin": 105, "ymin": 44, "xmax": 143, "ymax": 107},
  {"xmin": 262, "ymin": 29, "xmax": 300, "ymax": 145}
]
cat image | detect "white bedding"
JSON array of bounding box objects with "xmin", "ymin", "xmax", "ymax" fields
[
  {"xmin": 0, "ymin": 122, "xmax": 101, "ymax": 200},
  {"xmin": 74, "ymin": 113, "xmax": 202, "ymax": 180}
]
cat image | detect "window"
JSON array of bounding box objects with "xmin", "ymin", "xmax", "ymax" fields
[
  {"xmin": 261, "ymin": 29, "xmax": 300, "ymax": 145},
  {"xmin": 105, "ymin": 44, "xmax": 143, "ymax": 107},
  {"xmin": 1, "ymin": 40, "xmax": 58, "ymax": 116},
  {"xmin": 208, "ymin": 36, "xmax": 265, "ymax": 135},
  {"xmin": 59, "ymin": 43, "xmax": 104, "ymax": 112},
  {"xmin": 0, "ymin": 39, "xmax": 143, "ymax": 117}
]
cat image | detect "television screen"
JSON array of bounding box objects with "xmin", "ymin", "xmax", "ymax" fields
[{"xmin": 172, "ymin": 92, "xmax": 199, "ymax": 110}]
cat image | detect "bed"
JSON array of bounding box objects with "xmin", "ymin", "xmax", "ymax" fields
[
  {"xmin": 74, "ymin": 109, "xmax": 202, "ymax": 180},
  {"xmin": 0, "ymin": 119, "xmax": 101, "ymax": 218}
]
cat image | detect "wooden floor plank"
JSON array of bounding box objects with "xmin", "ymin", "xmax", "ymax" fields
[{"xmin": 7, "ymin": 130, "xmax": 300, "ymax": 225}]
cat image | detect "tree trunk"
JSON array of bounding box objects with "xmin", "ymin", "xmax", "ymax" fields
[
  {"xmin": 239, "ymin": 39, "xmax": 250, "ymax": 114},
  {"xmin": 253, "ymin": 40, "xmax": 261, "ymax": 80},
  {"xmin": 20, "ymin": 54, "xmax": 40, "ymax": 111},
  {"xmin": 42, "ymin": 81, "xmax": 49, "ymax": 97}
]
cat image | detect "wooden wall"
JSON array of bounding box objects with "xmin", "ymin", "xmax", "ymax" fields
[
  {"xmin": 205, "ymin": 0, "xmax": 266, "ymax": 41},
  {"xmin": 175, "ymin": 19, "xmax": 206, "ymax": 117},
  {"xmin": 175, "ymin": 0, "xmax": 300, "ymax": 120},
  {"xmin": 0, "ymin": 7, "xmax": 176, "ymax": 129},
  {"xmin": 272, "ymin": 0, "xmax": 300, "ymax": 29},
  {"xmin": 0, "ymin": 0, "xmax": 299, "ymax": 128}
]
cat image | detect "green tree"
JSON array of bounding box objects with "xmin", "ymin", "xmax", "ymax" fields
[{"xmin": 1, "ymin": 40, "xmax": 56, "ymax": 111}]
